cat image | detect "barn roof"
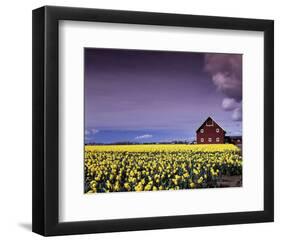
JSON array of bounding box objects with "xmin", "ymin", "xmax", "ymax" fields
[{"xmin": 196, "ymin": 116, "xmax": 226, "ymax": 133}]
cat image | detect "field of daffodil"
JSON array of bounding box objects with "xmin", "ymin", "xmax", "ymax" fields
[{"xmin": 84, "ymin": 144, "xmax": 242, "ymax": 193}]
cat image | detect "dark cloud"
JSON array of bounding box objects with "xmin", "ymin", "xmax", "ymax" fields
[
  {"xmin": 204, "ymin": 54, "xmax": 242, "ymax": 101},
  {"xmin": 204, "ymin": 53, "xmax": 242, "ymax": 121}
]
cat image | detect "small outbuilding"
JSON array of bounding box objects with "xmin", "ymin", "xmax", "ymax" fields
[{"xmin": 225, "ymin": 136, "xmax": 242, "ymax": 145}]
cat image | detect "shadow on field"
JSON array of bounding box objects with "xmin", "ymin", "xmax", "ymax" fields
[{"xmin": 217, "ymin": 175, "xmax": 242, "ymax": 187}]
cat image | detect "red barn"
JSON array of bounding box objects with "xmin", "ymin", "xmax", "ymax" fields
[{"xmin": 196, "ymin": 117, "xmax": 225, "ymax": 144}]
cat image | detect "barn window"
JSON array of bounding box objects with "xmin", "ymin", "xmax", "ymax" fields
[
  {"xmin": 200, "ymin": 138, "xmax": 204, "ymax": 142},
  {"xmin": 200, "ymin": 129, "xmax": 204, "ymax": 133},
  {"xmin": 216, "ymin": 128, "xmax": 220, "ymax": 133},
  {"xmin": 216, "ymin": 137, "xmax": 220, "ymax": 142},
  {"xmin": 206, "ymin": 120, "xmax": 214, "ymax": 126},
  {"xmin": 208, "ymin": 138, "xmax": 212, "ymax": 142}
]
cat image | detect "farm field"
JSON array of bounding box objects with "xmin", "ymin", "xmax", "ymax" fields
[{"xmin": 84, "ymin": 144, "xmax": 242, "ymax": 193}]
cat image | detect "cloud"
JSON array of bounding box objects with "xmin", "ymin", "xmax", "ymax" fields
[
  {"xmin": 85, "ymin": 128, "xmax": 99, "ymax": 137},
  {"xmin": 91, "ymin": 128, "xmax": 99, "ymax": 135},
  {"xmin": 204, "ymin": 53, "xmax": 242, "ymax": 121},
  {"xmin": 134, "ymin": 134, "xmax": 153, "ymax": 140},
  {"xmin": 221, "ymin": 98, "xmax": 240, "ymax": 111},
  {"xmin": 204, "ymin": 54, "xmax": 242, "ymax": 100},
  {"xmin": 232, "ymin": 106, "xmax": 242, "ymax": 121}
]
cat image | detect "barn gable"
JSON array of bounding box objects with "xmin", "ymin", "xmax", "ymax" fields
[{"xmin": 196, "ymin": 117, "xmax": 225, "ymax": 133}]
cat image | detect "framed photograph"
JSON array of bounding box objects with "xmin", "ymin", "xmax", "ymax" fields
[{"xmin": 32, "ymin": 6, "xmax": 274, "ymax": 236}]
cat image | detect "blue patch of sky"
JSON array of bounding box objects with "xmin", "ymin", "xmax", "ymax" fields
[{"xmin": 85, "ymin": 129, "xmax": 195, "ymax": 144}]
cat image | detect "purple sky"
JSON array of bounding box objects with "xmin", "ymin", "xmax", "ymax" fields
[{"xmin": 84, "ymin": 48, "xmax": 242, "ymax": 143}]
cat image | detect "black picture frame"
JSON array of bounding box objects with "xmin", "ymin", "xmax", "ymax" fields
[{"xmin": 32, "ymin": 6, "xmax": 274, "ymax": 236}]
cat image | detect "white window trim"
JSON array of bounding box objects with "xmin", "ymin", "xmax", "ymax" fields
[
  {"xmin": 216, "ymin": 137, "xmax": 220, "ymax": 142},
  {"xmin": 200, "ymin": 129, "xmax": 204, "ymax": 133},
  {"xmin": 208, "ymin": 138, "xmax": 212, "ymax": 142},
  {"xmin": 216, "ymin": 128, "xmax": 220, "ymax": 133},
  {"xmin": 200, "ymin": 138, "xmax": 204, "ymax": 142}
]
